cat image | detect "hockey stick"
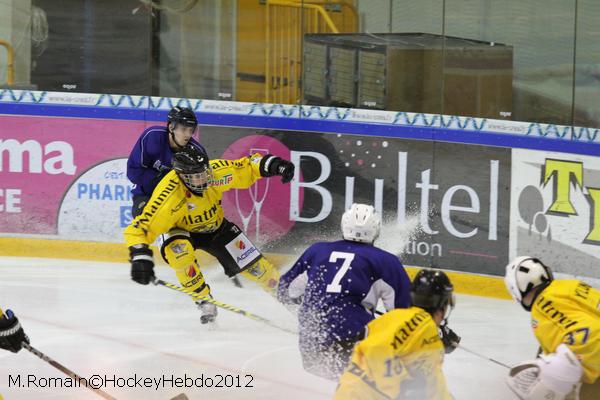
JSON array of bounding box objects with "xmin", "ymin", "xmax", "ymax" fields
[
  {"xmin": 22, "ymin": 342, "xmax": 118, "ymax": 400},
  {"xmin": 457, "ymin": 344, "xmax": 510, "ymax": 369},
  {"xmin": 152, "ymin": 278, "xmax": 297, "ymax": 335}
]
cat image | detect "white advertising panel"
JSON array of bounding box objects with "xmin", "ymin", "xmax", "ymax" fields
[
  {"xmin": 58, "ymin": 158, "xmax": 132, "ymax": 241},
  {"xmin": 510, "ymin": 149, "xmax": 600, "ymax": 277}
]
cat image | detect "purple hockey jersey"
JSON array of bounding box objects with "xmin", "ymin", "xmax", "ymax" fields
[
  {"xmin": 278, "ymin": 240, "xmax": 411, "ymax": 347},
  {"xmin": 127, "ymin": 126, "xmax": 205, "ymax": 197}
]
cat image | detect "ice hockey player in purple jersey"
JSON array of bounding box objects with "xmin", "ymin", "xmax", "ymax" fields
[
  {"xmin": 277, "ymin": 203, "xmax": 412, "ymax": 380},
  {"xmin": 127, "ymin": 106, "xmax": 207, "ymax": 217}
]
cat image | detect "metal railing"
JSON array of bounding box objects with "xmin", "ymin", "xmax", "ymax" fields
[
  {"xmin": 264, "ymin": 0, "xmax": 357, "ymax": 104},
  {"xmin": 0, "ymin": 40, "xmax": 15, "ymax": 85}
]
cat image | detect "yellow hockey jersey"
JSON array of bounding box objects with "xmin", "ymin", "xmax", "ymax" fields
[
  {"xmin": 124, "ymin": 154, "xmax": 265, "ymax": 248},
  {"xmin": 334, "ymin": 307, "xmax": 452, "ymax": 400},
  {"xmin": 531, "ymin": 280, "xmax": 600, "ymax": 384}
]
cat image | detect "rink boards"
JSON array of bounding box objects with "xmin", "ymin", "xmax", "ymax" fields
[{"xmin": 0, "ymin": 90, "xmax": 599, "ymax": 288}]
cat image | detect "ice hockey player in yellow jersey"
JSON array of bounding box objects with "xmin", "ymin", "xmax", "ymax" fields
[
  {"xmin": 0, "ymin": 307, "xmax": 29, "ymax": 353},
  {"xmin": 505, "ymin": 256, "xmax": 600, "ymax": 400},
  {"xmin": 333, "ymin": 269, "xmax": 460, "ymax": 400},
  {"xmin": 124, "ymin": 145, "xmax": 295, "ymax": 323}
]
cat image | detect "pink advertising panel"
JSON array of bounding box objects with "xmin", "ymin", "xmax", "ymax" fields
[{"xmin": 0, "ymin": 115, "xmax": 153, "ymax": 236}]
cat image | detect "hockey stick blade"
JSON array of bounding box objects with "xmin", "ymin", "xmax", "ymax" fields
[
  {"xmin": 23, "ymin": 342, "xmax": 118, "ymax": 400},
  {"xmin": 152, "ymin": 278, "xmax": 297, "ymax": 335},
  {"xmin": 170, "ymin": 394, "xmax": 189, "ymax": 400},
  {"xmin": 458, "ymin": 344, "xmax": 511, "ymax": 369}
]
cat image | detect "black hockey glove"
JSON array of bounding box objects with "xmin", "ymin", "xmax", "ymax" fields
[
  {"xmin": 0, "ymin": 310, "xmax": 29, "ymax": 353},
  {"xmin": 260, "ymin": 155, "xmax": 295, "ymax": 183},
  {"xmin": 439, "ymin": 323, "xmax": 461, "ymax": 354},
  {"xmin": 129, "ymin": 244, "xmax": 155, "ymax": 285}
]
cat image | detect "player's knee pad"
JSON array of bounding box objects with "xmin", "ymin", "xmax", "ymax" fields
[
  {"xmin": 163, "ymin": 237, "xmax": 196, "ymax": 268},
  {"xmin": 160, "ymin": 229, "xmax": 193, "ymax": 264},
  {"xmin": 240, "ymin": 257, "xmax": 280, "ymax": 293},
  {"xmin": 507, "ymin": 344, "xmax": 582, "ymax": 400}
]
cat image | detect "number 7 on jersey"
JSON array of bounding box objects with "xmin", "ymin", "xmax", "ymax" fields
[{"xmin": 326, "ymin": 251, "xmax": 355, "ymax": 293}]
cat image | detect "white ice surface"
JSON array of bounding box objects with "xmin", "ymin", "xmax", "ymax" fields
[{"xmin": 0, "ymin": 256, "xmax": 538, "ymax": 400}]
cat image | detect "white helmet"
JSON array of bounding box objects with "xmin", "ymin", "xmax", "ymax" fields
[
  {"xmin": 504, "ymin": 256, "xmax": 553, "ymax": 311},
  {"xmin": 341, "ymin": 203, "xmax": 381, "ymax": 244}
]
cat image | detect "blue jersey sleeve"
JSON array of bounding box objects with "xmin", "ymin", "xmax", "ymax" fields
[
  {"xmin": 376, "ymin": 254, "xmax": 412, "ymax": 309},
  {"xmin": 278, "ymin": 247, "xmax": 311, "ymax": 303}
]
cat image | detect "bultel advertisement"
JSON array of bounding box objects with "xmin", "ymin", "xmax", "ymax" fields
[
  {"xmin": 201, "ymin": 126, "xmax": 512, "ymax": 275},
  {"xmin": 510, "ymin": 149, "xmax": 600, "ymax": 278}
]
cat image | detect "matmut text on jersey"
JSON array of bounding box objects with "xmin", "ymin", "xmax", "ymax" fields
[{"xmin": 124, "ymin": 154, "xmax": 264, "ymax": 248}]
